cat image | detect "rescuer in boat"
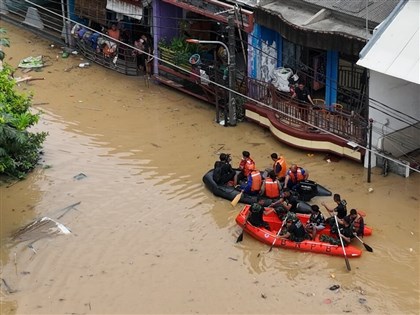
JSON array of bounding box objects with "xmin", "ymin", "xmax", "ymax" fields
[
  {"xmin": 248, "ymin": 196, "xmax": 272, "ymax": 230},
  {"xmin": 304, "ymin": 204, "xmax": 326, "ymax": 240},
  {"xmin": 321, "ymin": 193, "xmax": 347, "ymax": 228},
  {"xmin": 270, "ymin": 153, "xmax": 287, "ymax": 180},
  {"xmin": 268, "ymin": 189, "xmax": 298, "ymax": 218},
  {"xmin": 283, "ymin": 164, "xmax": 309, "ymax": 190},
  {"xmin": 344, "ymin": 208, "xmax": 365, "ymax": 237},
  {"xmin": 237, "ymin": 151, "xmax": 256, "ymax": 183},
  {"xmin": 278, "ymin": 217, "xmax": 307, "ymax": 242},
  {"xmin": 260, "ymin": 170, "xmax": 281, "ymax": 199},
  {"xmin": 238, "ymin": 169, "xmax": 262, "ymax": 195},
  {"xmin": 320, "ymin": 216, "xmax": 355, "ymax": 246},
  {"xmin": 212, "ymin": 153, "xmax": 236, "ymax": 186}
]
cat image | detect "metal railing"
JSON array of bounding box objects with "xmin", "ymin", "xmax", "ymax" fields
[{"xmin": 245, "ymin": 77, "xmax": 368, "ymax": 144}]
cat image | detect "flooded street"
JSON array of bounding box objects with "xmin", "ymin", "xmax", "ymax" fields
[{"xmin": 0, "ymin": 22, "xmax": 419, "ymax": 314}]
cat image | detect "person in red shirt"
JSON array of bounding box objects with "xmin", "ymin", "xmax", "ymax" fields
[{"xmin": 107, "ymin": 23, "xmax": 120, "ymax": 41}]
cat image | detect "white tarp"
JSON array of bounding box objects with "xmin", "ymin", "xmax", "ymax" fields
[
  {"xmin": 106, "ymin": 0, "xmax": 143, "ymax": 21},
  {"xmin": 357, "ymin": 0, "xmax": 420, "ymax": 84}
]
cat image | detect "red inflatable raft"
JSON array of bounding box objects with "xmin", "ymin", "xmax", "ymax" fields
[{"xmin": 235, "ymin": 205, "xmax": 373, "ymax": 257}]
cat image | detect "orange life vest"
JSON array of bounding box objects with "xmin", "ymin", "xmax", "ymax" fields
[
  {"xmin": 250, "ymin": 170, "xmax": 262, "ymax": 192},
  {"xmin": 288, "ymin": 167, "xmax": 305, "ymax": 183},
  {"xmin": 264, "ymin": 178, "xmax": 280, "ymax": 198},
  {"xmin": 243, "ymin": 158, "xmax": 256, "ymax": 177},
  {"xmin": 273, "ymin": 156, "xmax": 287, "ymax": 178},
  {"xmin": 353, "ymin": 215, "xmax": 363, "ymax": 234}
]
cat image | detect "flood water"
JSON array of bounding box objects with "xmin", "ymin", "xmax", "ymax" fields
[{"xmin": 0, "ymin": 22, "xmax": 419, "ymax": 315}]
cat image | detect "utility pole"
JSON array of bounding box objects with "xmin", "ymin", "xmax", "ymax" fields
[
  {"xmin": 227, "ymin": 12, "xmax": 236, "ymax": 126},
  {"xmin": 367, "ymin": 118, "xmax": 373, "ymax": 183}
]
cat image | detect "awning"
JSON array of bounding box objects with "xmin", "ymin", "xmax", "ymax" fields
[
  {"xmin": 357, "ymin": 0, "xmax": 420, "ymax": 84},
  {"xmin": 106, "ymin": 0, "xmax": 143, "ymax": 21}
]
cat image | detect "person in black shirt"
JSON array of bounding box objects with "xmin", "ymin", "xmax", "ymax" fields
[
  {"xmin": 305, "ymin": 204, "xmax": 326, "ymax": 240},
  {"xmin": 248, "ymin": 197, "xmax": 272, "ymax": 230},
  {"xmin": 213, "ymin": 153, "xmax": 236, "ymax": 185},
  {"xmin": 291, "ymin": 80, "xmax": 314, "ymax": 122},
  {"xmin": 322, "ymin": 193, "xmax": 347, "ymax": 219},
  {"xmin": 278, "ymin": 218, "xmax": 307, "ymax": 242}
]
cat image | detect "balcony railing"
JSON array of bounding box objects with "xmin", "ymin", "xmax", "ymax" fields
[{"xmin": 245, "ymin": 77, "xmax": 368, "ymax": 144}]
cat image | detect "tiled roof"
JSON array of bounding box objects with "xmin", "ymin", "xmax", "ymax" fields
[{"xmin": 298, "ymin": 0, "xmax": 400, "ymax": 24}]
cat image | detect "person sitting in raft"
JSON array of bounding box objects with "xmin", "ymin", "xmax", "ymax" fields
[
  {"xmin": 345, "ymin": 208, "xmax": 365, "ymax": 237},
  {"xmin": 237, "ymin": 151, "xmax": 256, "ymax": 183},
  {"xmin": 305, "ymin": 205, "xmax": 325, "ymax": 240},
  {"xmin": 321, "ymin": 193, "xmax": 347, "ymax": 228},
  {"xmin": 212, "ymin": 153, "xmax": 236, "ymax": 186},
  {"xmin": 260, "ymin": 170, "xmax": 281, "ymax": 199},
  {"xmin": 270, "ymin": 153, "xmax": 287, "ymax": 180},
  {"xmin": 248, "ymin": 196, "xmax": 272, "ymax": 230},
  {"xmin": 320, "ymin": 216, "xmax": 355, "ymax": 246},
  {"xmin": 239, "ymin": 169, "xmax": 262, "ymax": 195},
  {"xmin": 268, "ymin": 189, "xmax": 298, "ymax": 218},
  {"xmin": 283, "ymin": 164, "xmax": 309, "ymax": 190},
  {"xmin": 278, "ymin": 217, "xmax": 307, "ymax": 242}
]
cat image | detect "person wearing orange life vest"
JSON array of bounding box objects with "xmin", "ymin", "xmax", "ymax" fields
[
  {"xmin": 283, "ymin": 164, "xmax": 309, "ymax": 190},
  {"xmin": 239, "ymin": 169, "xmax": 262, "ymax": 195},
  {"xmin": 237, "ymin": 151, "xmax": 256, "ymax": 183},
  {"xmin": 345, "ymin": 208, "xmax": 365, "ymax": 237},
  {"xmin": 260, "ymin": 170, "xmax": 281, "ymax": 199},
  {"xmin": 271, "ymin": 153, "xmax": 287, "ymax": 179}
]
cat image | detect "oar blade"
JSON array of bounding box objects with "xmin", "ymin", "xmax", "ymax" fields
[
  {"xmin": 345, "ymin": 257, "xmax": 351, "ymax": 271},
  {"xmin": 236, "ymin": 231, "xmax": 244, "ymax": 243},
  {"xmin": 363, "ymin": 243, "xmax": 373, "ymax": 252},
  {"xmin": 231, "ymin": 191, "xmax": 242, "ymax": 207}
]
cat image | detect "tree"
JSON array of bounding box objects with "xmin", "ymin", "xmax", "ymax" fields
[{"xmin": 0, "ymin": 28, "xmax": 47, "ymax": 179}]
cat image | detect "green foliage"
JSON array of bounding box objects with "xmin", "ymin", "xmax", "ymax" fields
[
  {"xmin": 0, "ymin": 57, "xmax": 47, "ymax": 179},
  {"xmin": 0, "ymin": 28, "xmax": 10, "ymax": 61}
]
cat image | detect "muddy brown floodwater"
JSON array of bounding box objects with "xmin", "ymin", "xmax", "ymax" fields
[{"xmin": 0, "ymin": 22, "xmax": 419, "ymax": 315}]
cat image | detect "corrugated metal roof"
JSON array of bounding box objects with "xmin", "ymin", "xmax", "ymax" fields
[
  {"xmin": 302, "ymin": 0, "xmax": 400, "ymax": 23},
  {"xmin": 357, "ymin": 0, "xmax": 420, "ymax": 84}
]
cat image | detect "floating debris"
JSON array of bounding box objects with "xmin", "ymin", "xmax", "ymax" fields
[{"xmin": 73, "ymin": 173, "xmax": 87, "ymax": 180}]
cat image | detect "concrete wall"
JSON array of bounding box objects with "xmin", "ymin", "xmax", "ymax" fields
[
  {"xmin": 369, "ymin": 70, "xmax": 420, "ymax": 155},
  {"xmin": 365, "ymin": 70, "xmax": 420, "ymax": 176}
]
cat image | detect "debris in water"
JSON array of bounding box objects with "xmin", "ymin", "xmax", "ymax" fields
[
  {"xmin": 329, "ymin": 285, "xmax": 340, "ymax": 291},
  {"xmin": 368, "ymin": 187, "xmax": 374, "ymax": 193},
  {"xmin": 73, "ymin": 173, "xmax": 87, "ymax": 180}
]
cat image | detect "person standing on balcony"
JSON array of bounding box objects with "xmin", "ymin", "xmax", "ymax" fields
[
  {"xmin": 107, "ymin": 23, "xmax": 120, "ymax": 41},
  {"xmin": 291, "ymin": 80, "xmax": 314, "ymax": 122}
]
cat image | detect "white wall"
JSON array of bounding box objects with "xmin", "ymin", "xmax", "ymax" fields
[{"xmin": 369, "ymin": 70, "xmax": 420, "ymax": 156}]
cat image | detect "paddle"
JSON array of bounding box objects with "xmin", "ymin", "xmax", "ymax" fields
[
  {"xmin": 231, "ymin": 190, "xmax": 243, "ymax": 207},
  {"xmin": 334, "ymin": 215, "xmax": 351, "ymax": 271},
  {"xmin": 236, "ymin": 210, "xmax": 251, "ymax": 243},
  {"xmin": 353, "ymin": 233, "xmax": 373, "ymax": 252},
  {"xmin": 268, "ymin": 217, "xmax": 286, "ymax": 253}
]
